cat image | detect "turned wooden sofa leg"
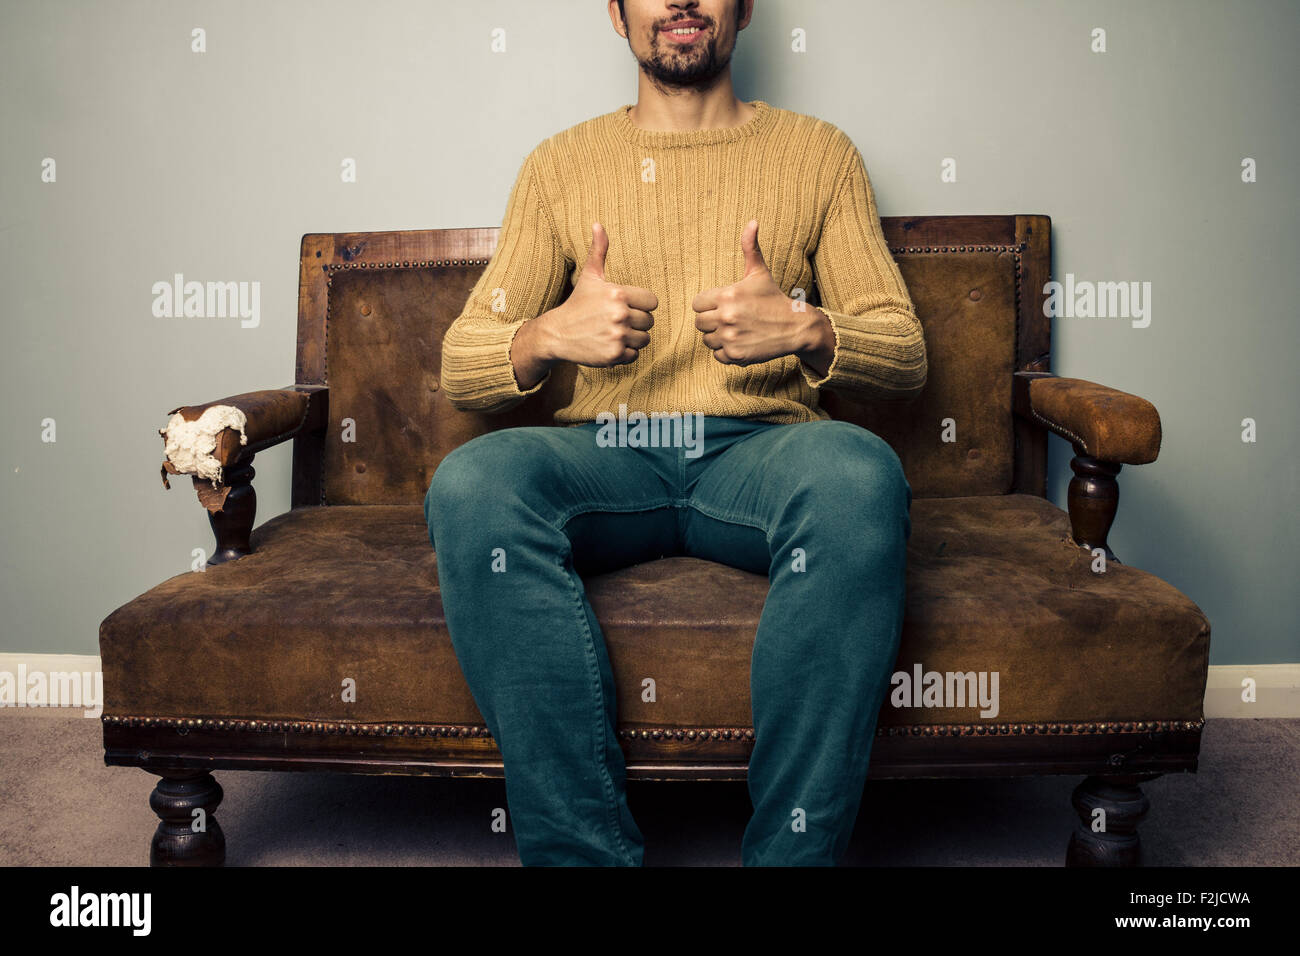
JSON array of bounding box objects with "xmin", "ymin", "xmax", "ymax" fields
[
  {"xmin": 204, "ymin": 459, "xmax": 256, "ymax": 565},
  {"xmin": 147, "ymin": 769, "xmax": 226, "ymax": 866},
  {"xmin": 1066, "ymin": 774, "xmax": 1155, "ymax": 866},
  {"xmin": 1067, "ymin": 452, "xmax": 1121, "ymax": 564}
]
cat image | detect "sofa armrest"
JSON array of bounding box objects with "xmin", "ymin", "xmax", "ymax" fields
[
  {"xmin": 159, "ymin": 387, "xmax": 317, "ymax": 490},
  {"xmin": 158, "ymin": 385, "xmax": 326, "ymax": 564},
  {"xmin": 1012, "ymin": 372, "xmax": 1162, "ymax": 564},
  {"xmin": 1015, "ymin": 373, "xmax": 1161, "ymax": 465}
]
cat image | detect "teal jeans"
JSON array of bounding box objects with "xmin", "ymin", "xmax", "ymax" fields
[{"xmin": 424, "ymin": 415, "xmax": 912, "ymax": 866}]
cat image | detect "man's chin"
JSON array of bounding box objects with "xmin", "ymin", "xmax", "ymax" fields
[
  {"xmin": 640, "ymin": 55, "xmax": 729, "ymax": 90},
  {"xmin": 647, "ymin": 71, "xmax": 710, "ymax": 88}
]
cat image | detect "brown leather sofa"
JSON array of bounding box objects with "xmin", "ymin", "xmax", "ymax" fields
[{"xmin": 99, "ymin": 216, "xmax": 1211, "ymax": 866}]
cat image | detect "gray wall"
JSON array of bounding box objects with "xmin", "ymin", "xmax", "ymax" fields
[{"xmin": 1, "ymin": 0, "xmax": 1295, "ymax": 664}]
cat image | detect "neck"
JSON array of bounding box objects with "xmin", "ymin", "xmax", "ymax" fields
[{"xmin": 627, "ymin": 71, "xmax": 752, "ymax": 132}]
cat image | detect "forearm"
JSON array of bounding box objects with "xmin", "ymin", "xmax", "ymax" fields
[
  {"xmin": 794, "ymin": 307, "xmax": 836, "ymax": 379},
  {"xmin": 509, "ymin": 310, "xmax": 559, "ymax": 392},
  {"xmin": 801, "ymin": 308, "xmax": 927, "ymax": 398}
]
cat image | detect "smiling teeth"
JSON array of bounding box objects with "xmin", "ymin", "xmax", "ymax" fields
[{"xmin": 671, "ymin": 28, "xmax": 699, "ymax": 34}]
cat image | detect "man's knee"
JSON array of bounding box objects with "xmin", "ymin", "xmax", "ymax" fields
[
  {"xmin": 424, "ymin": 429, "xmax": 563, "ymax": 546},
  {"xmin": 764, "ymin": 422, "xmax": 911, "ymax": 566},
  {"xmin": 425, "ymin": 444, "xmax": 469, "ymax": 543},
  {"xmin": 793, "ymin": 421, "xmax": 911, "ymax": 513}
]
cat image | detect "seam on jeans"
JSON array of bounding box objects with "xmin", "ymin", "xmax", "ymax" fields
[
  {"xmin": 683, "ymin": 499, "xmax": 775, "ymax": 546},
  {"xmin": 557, "ymin": 550, "xmax": 637, "ymax": 865},
  {"xmin": 549, "ymin": 498, "xmax": 676, "ymax": 531}
]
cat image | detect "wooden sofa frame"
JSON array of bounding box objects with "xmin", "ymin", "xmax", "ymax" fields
[{"xmin": 103, "ymin": 216, "xmax": 1205, "ymax": 867}]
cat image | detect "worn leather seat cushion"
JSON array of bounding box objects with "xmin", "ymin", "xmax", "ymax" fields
[{"xmin": 99, "ymin": 495, "xmax": 1210, "ymax": 729}]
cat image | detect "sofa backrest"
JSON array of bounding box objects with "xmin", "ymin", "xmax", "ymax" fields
[{"xmin": 295, "ymin": 216, "xmax": 1050, "ymax": 506}]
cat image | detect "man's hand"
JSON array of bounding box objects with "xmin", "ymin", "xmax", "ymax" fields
[
  {"xmin": 692, "ymin": 219, "xmax": 835, "ymax": 373},
  {"xmin": 512, "ymin": 223, "xmax": 658, "ymax": 388}
]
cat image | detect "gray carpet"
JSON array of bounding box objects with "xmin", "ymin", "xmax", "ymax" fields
[{"xmin": 1, "ymin": 709, "xmax": 1295, "ymax": 866}]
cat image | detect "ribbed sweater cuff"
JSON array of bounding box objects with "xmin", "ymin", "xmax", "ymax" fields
[
  {"xmin": 443, "ymin": 322, "xmax": 550, "ymax": 410},
  {"xmin": 800, "ymin": 309, "xmax": 927, "ymax": 397}
]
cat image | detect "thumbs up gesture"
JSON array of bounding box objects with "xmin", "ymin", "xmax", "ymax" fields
[
  {"xmin": 531, "ymin": 221, "xmax": 659, "ymax": 369},
  {"xmin": 692, "ymin": 219, "xmax": 832, "ymax": 368}
]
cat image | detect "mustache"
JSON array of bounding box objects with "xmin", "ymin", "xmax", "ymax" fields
[{"xmin": 657, "ymin": 15, "xmax": 714, "ymax": 29}]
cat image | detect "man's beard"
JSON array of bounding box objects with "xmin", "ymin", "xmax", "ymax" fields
[{"xmin": 635, "ymin": 23, "xmax": 731, "ymax": 91}]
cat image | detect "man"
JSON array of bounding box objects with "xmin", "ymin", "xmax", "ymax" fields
[{"xmin": 425, "ymin": 0, "xmax": 927, "ymax": 866}]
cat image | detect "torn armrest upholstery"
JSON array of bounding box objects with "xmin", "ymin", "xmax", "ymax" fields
[{"xmin": 158, "ymin": 388, "xmax": 314, "ymax": 494}]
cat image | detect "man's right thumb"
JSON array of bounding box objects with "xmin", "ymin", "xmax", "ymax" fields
[{"xmin": 584, "ymin": 222, "xmax": 608, "ymax": 279}]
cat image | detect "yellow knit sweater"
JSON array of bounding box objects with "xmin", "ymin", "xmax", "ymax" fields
[{"xmin": 441, "ymin": 99, "xmax": 927, "ymax": 425}]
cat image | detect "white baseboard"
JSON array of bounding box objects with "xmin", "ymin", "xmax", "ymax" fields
[
  {"xmin": 0, "ymin": 653, "xmax": 103, "ymax": 717},
  {"xmin": 1202, "ymin": 663, "xmax": 1300, "ymax": 718},
  {"xmin": 1, "ymin": 654, "xmax": 1297, "ymax": 718},
  {"xmin": 0, "ymin": 653, "xmax": 101, "ymax": 672}
]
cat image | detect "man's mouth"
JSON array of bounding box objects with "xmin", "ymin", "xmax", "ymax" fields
[{"xmin": 660, "ymin": 20, "xmax": 707, "ymax": 44}]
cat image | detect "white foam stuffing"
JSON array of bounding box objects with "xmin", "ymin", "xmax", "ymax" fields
[{"xmin": 162, "ymin": 405, "xmax": 249, "ymax": 485}]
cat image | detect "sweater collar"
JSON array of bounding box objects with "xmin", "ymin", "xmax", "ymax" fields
[{"xmin": 608, "ymin": 99, "xmax": 773, "ymax": 147}]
